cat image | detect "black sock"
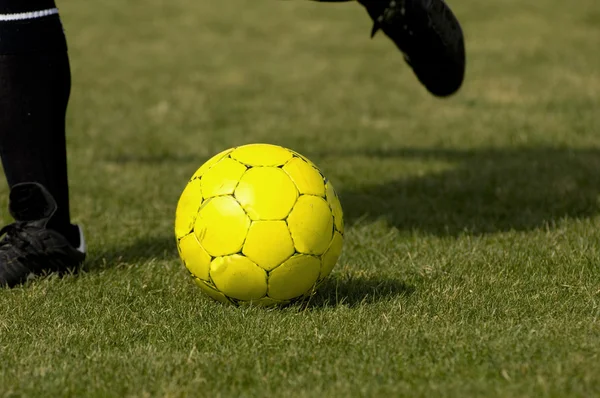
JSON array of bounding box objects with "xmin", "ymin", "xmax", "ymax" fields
[{"xmin": 0, "ymin": 0, "xmax": 78, "ymax": 245}]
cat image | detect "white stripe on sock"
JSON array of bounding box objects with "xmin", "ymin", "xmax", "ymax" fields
[
  {"xmin": 0, "ymin": 8, "xmax": 59, "ymax": 22},
  {"xmin": 75, "ymin": 225, "xmax": 87, "ymax": 254}
]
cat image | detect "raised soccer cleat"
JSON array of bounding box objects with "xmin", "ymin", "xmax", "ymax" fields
[
  {"xmin": 0, "ymin": 182, "xmax": 86, "ymax": 288},
  {"xmin": 360, "ymin": 0, "xmax": 466, "ymax": 97}
]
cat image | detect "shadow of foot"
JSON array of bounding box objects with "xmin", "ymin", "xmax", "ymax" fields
[{"xmin": 333, "ymin": 146, "xmax": 600, "ymax": 235}]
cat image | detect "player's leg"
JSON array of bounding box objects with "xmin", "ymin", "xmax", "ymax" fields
[
  {"xmin": 0, "ymin": 0, "xmax": 85, "ymax": 287},
  {"xmin": 313, "ymin": 0, "xmax": 466, "ymax": 97}
]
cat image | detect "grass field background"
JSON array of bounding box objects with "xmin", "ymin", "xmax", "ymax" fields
[{"xmin": 1, "ymin": 0, "xmax": 600, "ymax": 396}]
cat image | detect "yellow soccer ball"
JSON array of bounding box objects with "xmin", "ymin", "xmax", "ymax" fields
[{"xmin": 175, "ymin": 143, "xmax": 344, "ymax": 306}]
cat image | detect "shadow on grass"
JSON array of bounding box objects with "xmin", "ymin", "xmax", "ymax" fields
[
  {"xmin": 83, "ymin": 147, "xmax": 600, "ymax": 271},
  {"xmin": 334, "ymin": 147, "xmax": 600, "ymax": 235},
  {"xmin": 84, "ymin": 234, "xmax": 177, "ymax": 270},
  {"xmin": 83, "ymin": 236, "xmax": 414, "ymax": 309},
  {"xmin": 302, "ymin": 274, "xmax": 415, "ymax": 309}
]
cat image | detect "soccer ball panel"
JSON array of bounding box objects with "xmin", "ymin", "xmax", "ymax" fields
[
  {"xmin": 230, "ymin": 143, "xmax": 293, "ymax": 167},
  {"xmin": 242, "ymin": 221, "xmax": 295, "ymax": 271},
  {"xmin": 210, "ymin": 255, "xmax": 268, "ymax": 301},
  {"xmin": 235, "ymin": 167, "xmax": 298, "ymax": 221},
  {"xmin": 320, "ymin": 231, "xmax": 343, "ymax": 279},
  {"xmin": 326, "ymin": 181, "xmax": 344, "ymax": 234},
  {"xmin": 193, "ymin": 277, "xmax": 231, "ymax": 304},
  {"xmin": 194, "ymin": 196, "xmax": 250, "ymax": 257},
  {"xmin": 190, "ymin": 148, "xmax": 234, "ymax": 180},
  {"xmin": 178, "ymin": 233, "xmax": 212, "ymax": 280},
  {"xmin": 200, "ymin": 158, "xmax": 247, "ymax": 198},
  {"xmin": 175, "ymin": 178, "xmax": 203, "ymax": 239},
  {"xmin": 287, "ymin": 195, "xmax": 334, "ymax": 255},
  {"xmin": 288, "ymin": 149, "xmax": 318, "ymax": 168},
  {"xmin": 267, "ymin": 255, "xmax": 321, "ymax": 301},
  {"xmin": 283, "ymin": 157, "xmax": 326, "ymax": 197}
]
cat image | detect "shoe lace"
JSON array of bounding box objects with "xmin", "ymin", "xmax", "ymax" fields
[
  {"xmin": 0, "ymin": 222, "xmax": 44, "ymax": 254},
  {"xmin": 0, "ymin": 221, "xmax": 83, "ymax": 285}
]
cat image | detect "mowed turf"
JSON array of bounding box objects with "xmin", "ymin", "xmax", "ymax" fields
[{"xmin": 1, "ymin": 0, "xmax": 600, "ymax": 396}]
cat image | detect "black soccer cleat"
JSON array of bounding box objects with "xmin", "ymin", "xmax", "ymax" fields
[
  {"xmin": 359, "ymin": 0, "xmax": 466, "ymax": 97},
  {"xmin": 0, "ymin": 182, "xmax": 86, "ymax": 288}
]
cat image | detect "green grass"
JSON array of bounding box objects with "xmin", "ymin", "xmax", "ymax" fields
[{"xmin": 1, "ymin": 0, "xmax": 600, "ymax": 396}]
